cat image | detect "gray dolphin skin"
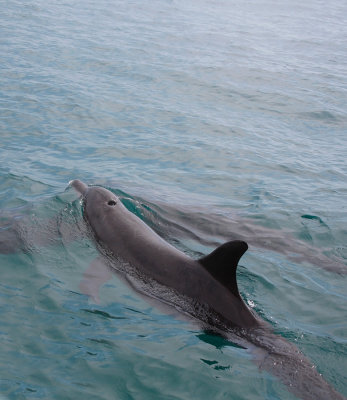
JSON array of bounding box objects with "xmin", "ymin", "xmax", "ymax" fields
[{"xmin": 70, "ymin": 179, "xmax": 345, "ymax": 400}]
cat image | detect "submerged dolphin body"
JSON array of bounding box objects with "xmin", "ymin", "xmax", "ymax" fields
[{"xmin": 71, "ymin": 179, "xmax": 345, "ymax": 400}]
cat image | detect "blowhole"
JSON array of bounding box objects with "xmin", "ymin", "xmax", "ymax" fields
[{"xmin": 108, "ymin": 200, "xmax": 117, "ymax": 206}]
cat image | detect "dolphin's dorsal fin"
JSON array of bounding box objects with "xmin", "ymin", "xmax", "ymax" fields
[{"xmin": 198, "ymin": 240, "xmax": 248, "ymax": 300}]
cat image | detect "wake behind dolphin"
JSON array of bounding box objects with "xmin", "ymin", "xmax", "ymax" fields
[{"xmin": 70, "ymin": 179, "xmax": 345, "ymax": 400}]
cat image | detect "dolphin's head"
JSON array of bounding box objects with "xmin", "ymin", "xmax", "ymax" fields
[{"xmin": 70, "ymin": 179, "xmax": 119, "ymax": 218}]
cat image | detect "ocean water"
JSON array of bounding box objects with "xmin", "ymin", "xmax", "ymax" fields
[{"xmin": 0, "ymin": 0, "xmax": 346, "ymax": 398}]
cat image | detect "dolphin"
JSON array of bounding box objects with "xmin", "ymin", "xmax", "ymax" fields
[{"xmin": 70, "ymin": 179, "xmax": 345, "ymax": 400}]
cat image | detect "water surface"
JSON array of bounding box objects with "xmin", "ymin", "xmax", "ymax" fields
[{"xmin": 0, "ymin": 0, "xmax": 346, "ymax": 399}]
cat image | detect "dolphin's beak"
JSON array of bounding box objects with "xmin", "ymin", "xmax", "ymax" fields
[{"xmin": 69, "ymin": 179, "xmax": 89, "ymax": 196}]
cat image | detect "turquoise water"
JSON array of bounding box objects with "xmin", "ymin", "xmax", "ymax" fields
[{"xmin": 1, "ymin": 0, "xmax": 346, "ymax": 398}]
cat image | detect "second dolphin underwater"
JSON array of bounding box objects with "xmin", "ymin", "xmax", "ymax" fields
[{"xmin": 70, "ymin": 179, "xmax": 345, "ymax": 400}]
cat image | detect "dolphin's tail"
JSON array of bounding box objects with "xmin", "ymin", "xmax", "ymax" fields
[
  {"xmin": 248, "ymin": 330, "xmax": 347, "ymax": 400},
  {"xmin": 69, "ymin": 179, "xmax": 88, "ymax": 196}
]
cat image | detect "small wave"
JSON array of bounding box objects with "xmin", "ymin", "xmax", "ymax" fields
[
  {"xmin": 296, "ymin": 110, "xmax": 340, "ymax": 124},
  {"xmin": 82, "ymin": 309, "xmax": 127, "ymax": 320}
]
